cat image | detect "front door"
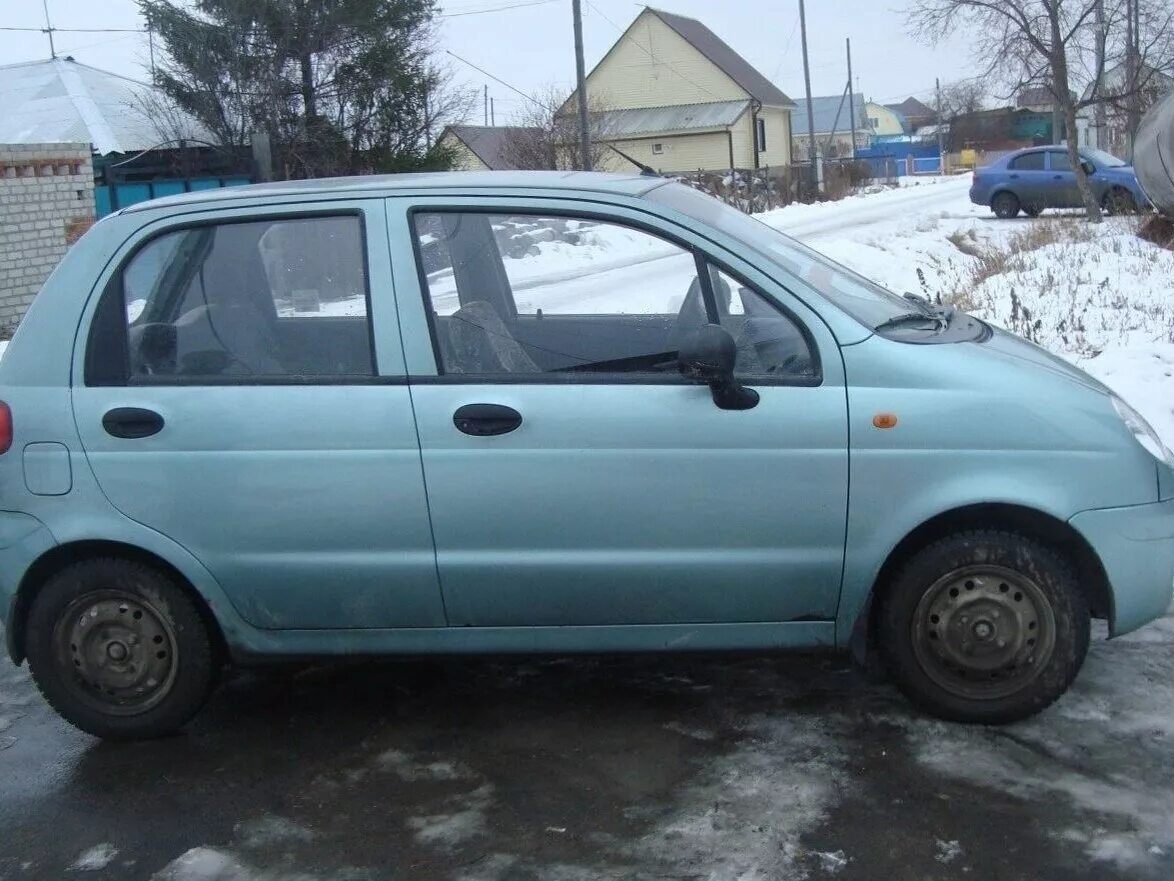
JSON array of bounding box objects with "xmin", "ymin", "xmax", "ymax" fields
[
  {"xmin": 1046, "ymin": 149, "xmax": 1083, "ymax": 208},
  {"xmin": 72, "ymin": 203, "xmax": 444, "ymax": 630},
  {"xmin": 392, "ymin": 199, "xmax": 849, "ymax": 627}
]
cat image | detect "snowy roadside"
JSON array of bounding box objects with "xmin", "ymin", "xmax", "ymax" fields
[{"xmin": 762, "ymin": 185, "xmax": 1174, "ymax": 447}]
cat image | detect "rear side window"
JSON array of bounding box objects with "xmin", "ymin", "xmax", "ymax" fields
[
  {"xmin": 1009, "ymin": 152, "xmax": 1046, "ymax": 171},
  {"xmin": 88, "ymin": 214, "xmax": 374, "ymax": 384}
]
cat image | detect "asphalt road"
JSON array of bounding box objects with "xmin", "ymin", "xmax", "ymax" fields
[{"xmin": 2, "ymin": 608, "xmax": 1174, "ymax": 881}]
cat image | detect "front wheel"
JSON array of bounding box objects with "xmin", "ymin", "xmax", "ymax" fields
[
  {"xmin": 992, "ymin": 192, "xmax": 1021, "ymax": 219},
  {"xmin": 878, "ymin": 531, "xmax": 1089, "ymax": 724},
  {"xmin": 1102, "ymin": 188, "xmax": 1137, "ymax": 215},
  {"xmin": 25, "ymin": 558, "xmax": 216, "ymax": 740}
]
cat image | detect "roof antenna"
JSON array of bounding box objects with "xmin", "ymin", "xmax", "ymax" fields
[
  {"xmin": 41, "ymin": 0, "xmax": 57, "ymax": 59},
  {"xmin": 607, "ymin": 143, "xmax": 660, "ymax": 177}
]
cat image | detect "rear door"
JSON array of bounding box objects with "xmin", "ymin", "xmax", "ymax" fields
[
  {"xmin": 390, "ymin": 197, "xmax": 849, "ymax": 628},
  {"xmin": 1007, "ymin": 150, "xmax": 1049, "ymax": 208},
  {"xmin": 71, "ymin": 202, "xmax": 445, "ymax": 630}
]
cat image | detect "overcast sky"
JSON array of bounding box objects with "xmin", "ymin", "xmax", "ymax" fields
[{"xmin": 2, "ymin": 0, "xmax": 979, "ymax": 121}]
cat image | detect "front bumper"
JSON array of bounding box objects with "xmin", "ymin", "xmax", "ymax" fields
[
  {"xmin": 1070, "ymin": 498, "xmax": 1174, "ymax": 636},
  {"xmin": 0, "ymin": 512, "xmax": 57, "ymax": 664}
]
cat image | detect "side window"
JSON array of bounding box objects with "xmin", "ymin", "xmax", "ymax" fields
[
  {"xmin": 108, "ymin": 215, "xmax": 373, "ymax": 381},
  {"xmin": 1049, "ymin": 150, "xmax": 1072, "ymax": 172},
  {"xmin": 708, "ymin": 265, "xmax": 816, "ymax": 379},
  {"xmin": 411, "ymin": 211, "xmax": 816, "ymax": 382},
  {"xmin": 1010, "ymin": 152, "xmax": 1046, "ymax": 171},
  {"xmin": 414, "ymin": 212, "xmax": 703, "ymax": 376}
]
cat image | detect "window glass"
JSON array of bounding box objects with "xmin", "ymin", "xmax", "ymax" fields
[
  {"xmin": 413, "ymin": 211, "xmax": 815, "ymax": 381},
  {"xmin": 1010, "ymin": 152, "xmax": 1046, "ymax": 171},
  {"xmin": 708, "ymin": 266, "xmax": 816, "ymax": 379},
  {"xmin": 119, "ymin": 215, "xmax": 373, "ymax": 379},
  {"xmin": 1049, "ymin": 151, "xmax": 1072, "ymax": 172}
]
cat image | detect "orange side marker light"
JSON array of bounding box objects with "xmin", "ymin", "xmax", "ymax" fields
[{"xmin": 873, "ymin": 413, "xmax": 899, "ymax": 430}]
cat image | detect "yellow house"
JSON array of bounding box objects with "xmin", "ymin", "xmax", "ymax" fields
[
  {"xmin": 562, "ymin": 7, "xmax": 794, "ymax": 173},
  {"xmin": 438, "ymin": 125, "xmax": 539, "ymax": 171},
  {"xmin": 865, "ymin": 101, "xmax": 906, "ymax": 137}
]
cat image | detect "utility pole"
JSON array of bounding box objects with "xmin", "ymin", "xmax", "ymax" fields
[
  {"xmin": 484, "ymin": 85, "xmax": 489, "ymax": 126},
  {"xmin": 572, "ymin": 0, "xmax": 592, "ymax": 170},
  {"xmin": 846, "ymin": 37, "xmax": 856, "ymax": 159},
  {"xmin": 798, "ymin": 0, "xmax": 818, "ymax": 190},
  {"xmin": 935, "ymin": 77, "xmax": 944, "ymax": 158},
  {"xmin": 41, "ymin": 0, "xmax": 56, "ymax": 59},
  {"xmin": 1126, "ymin": 0, "xmax": 1138, "ymax": 154},
  {"xmin": 491, "ymin": 97, "xmax": 496, "ymax": 127}
]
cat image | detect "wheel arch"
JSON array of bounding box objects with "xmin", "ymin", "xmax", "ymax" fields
[
  {"xmin": 853, "ymin": 502, "xmax": 1111, "ymax": 655},
  {"xmin": 9, "ymin": 540, "xmax": 229, "ymax": 667}
]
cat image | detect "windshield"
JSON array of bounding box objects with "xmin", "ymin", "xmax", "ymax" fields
[
  {"xmin": 1080, "ymin": 147, "xmax": 1128, "ymax": 167},
  {"xmin": 647, "ymin": 182, "xmax": 917, "ymax": 329}
]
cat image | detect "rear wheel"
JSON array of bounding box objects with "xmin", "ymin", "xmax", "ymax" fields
[
  {"xmin": 992, "ymin": 192, "xmax": 1021, "ymax": 219},
  {"xmin": 878, "ymin": 531, "xmax": 1089, "ymax": 724},
  {"xmin": 25, "ymin": 558, "xmax": 216, "ymax": 740}
]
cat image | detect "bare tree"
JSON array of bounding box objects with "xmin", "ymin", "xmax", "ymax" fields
[
  {"xmin": 499, "ymin": 86, "xmax": 613, "ymax": 171},
  {"xmin": 937, "ymin": 79, "xmax": 987, "ymax": 120},
  {"xmin": 907, "ymin": 0, "xmax": 1174, "ymax": 221}
]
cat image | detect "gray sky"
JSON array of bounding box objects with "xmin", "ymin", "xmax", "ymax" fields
[{"xmin": 2, "ymin": 0, "xmax": 979, "ymax": 121}]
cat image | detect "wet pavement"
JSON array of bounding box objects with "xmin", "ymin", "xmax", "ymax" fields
[{"xmin": 2, "ymin": 613, "xmax": 1174, "ymax": 881}]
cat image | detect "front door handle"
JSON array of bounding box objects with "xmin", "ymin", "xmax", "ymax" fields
[
  {"xmin": 102, "ymin": 407, "xmax": 164, "ymax": 439},
  {"xmin": 453, "ymin": 404, "xmax": 522, "ymax": 437}
]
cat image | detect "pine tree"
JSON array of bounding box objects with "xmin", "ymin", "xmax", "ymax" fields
[{"xmin": 140, "ymin": 0, "xmax": 467, "ymax": 178}]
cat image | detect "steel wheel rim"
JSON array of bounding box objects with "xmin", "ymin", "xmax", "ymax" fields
[
  {"xmin": 911, "ymin": 565, "xmax": 1056, "ymax": 701},
  {"xmin": 53, "ymin": 590, "xmax": 179, "ymax": 716}
]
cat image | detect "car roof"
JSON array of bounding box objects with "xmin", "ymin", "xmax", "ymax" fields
[{"xmin": 121, "ymin": 170, "xmax": 670, "ymax": 214}]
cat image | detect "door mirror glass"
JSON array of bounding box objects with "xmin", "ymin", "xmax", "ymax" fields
[{"xmin": 678, "ymin": 324, "xmax": 759, "ymax": 410}]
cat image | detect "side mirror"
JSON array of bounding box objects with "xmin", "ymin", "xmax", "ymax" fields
[
  {"xmin": 677, "ymin": 324, "xmax": 759, "ymax": 411},
  {"xmin": 1081, "ymin": 160, "xmax": 1096, "ymax": 175}
]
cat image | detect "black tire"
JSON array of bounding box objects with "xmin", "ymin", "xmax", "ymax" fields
[
  {"xmin": 878, "ymin": 531, "xmax": 1090, "ymax": 724},
  {"xmin": 992, "ymin": 192, "xmax": 1021, "ymax": 219},
  {"xmin": 1102, "ymin": 187, "xmax": 1136, "ymax": 215},
  {"xmin": 25, "ymin": 558, "xmax": 216, "ymax": 740}
]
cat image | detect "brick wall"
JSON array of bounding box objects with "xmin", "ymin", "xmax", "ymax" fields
[{"xmin": 0, "ymin": 143, "xmax": 95, "ymax": 327}]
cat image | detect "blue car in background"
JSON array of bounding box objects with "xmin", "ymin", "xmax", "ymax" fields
[{"xmin": 970, "ymin": 146, "xmax": 1149, "ymax": 218}]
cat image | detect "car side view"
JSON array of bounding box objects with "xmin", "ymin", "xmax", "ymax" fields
[
  {"xmin": 1, "ymin": 171, "xmax": 1172, "ymax": 740},
  {"xmin": 970, "ymin": 146, "xmax": 1150, "ymax": 217}
]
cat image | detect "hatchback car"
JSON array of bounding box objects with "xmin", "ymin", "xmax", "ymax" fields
[
  {"xmin": 2, "ymin": 171, "xmax": 1172, "ymax": 740},
  {"xmin": 970, "ymin": 146, "xmax": 1148, "ymax": 217}
]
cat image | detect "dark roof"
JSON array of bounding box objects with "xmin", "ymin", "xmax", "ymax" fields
[
  {"xmin": 442, "ymin": 125, "xmax": 541, "ymax": 170},
  {"xmin": 885, "ymin": 96, "xmax": 935, "ymax": 120},
  {"xmin": 647, "ymin": 8, "xmax": 793, "ymax": 107},
  {"xmin": 791, "ymin": 94, "xmax": 867, "ymax": 136}
]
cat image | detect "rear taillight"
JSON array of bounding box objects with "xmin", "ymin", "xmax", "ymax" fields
[{"xmin": 0, "ymin": 402, "xmax": 12, "ymax": 454}]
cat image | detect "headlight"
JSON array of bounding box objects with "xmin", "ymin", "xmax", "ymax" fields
[{"xmin": 1113, "ymin": 396, "xmax": 1174, "ymax": 466}]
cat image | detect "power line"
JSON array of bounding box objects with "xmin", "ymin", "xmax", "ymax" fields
[
  {"xmin": 440, "ymin": 0, "xmax": 559, "ymax": 16},
  {"xmin": 444, "ymin": 49, "xmax": 546, "ymax": 108},
  {"xmin": 0, "ymin": 26, "xmax": 144, "ymax": 33}
]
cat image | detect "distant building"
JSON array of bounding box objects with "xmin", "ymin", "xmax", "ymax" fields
[
  {"xmin": 1078, "ymin": 62, "xmax": 1174, "ymax": 157},
  {"xmin": 0, "ymin": 56, "xmax": 204, "ymax": 154},
  {"xmin": 438, "ymin": 125, "xmax": 541, "ymax": 171},
  {"xmin": 791, "ymin": 93, "xmax": 868, "ymax": 159},
  {"xmin": 948, "ymin": 106, "xmax": 1055, "ymax": 152},
  {"xmin": 561, "ymin": 6, "xmax": 795, "ymax": 172},
  {"xmin": 885, "ymin": 97, "xmax": 935, "ymax": 132},
  {"xmin": 865, "ymin": 101, "xmax": 906, "ymax": 136}
]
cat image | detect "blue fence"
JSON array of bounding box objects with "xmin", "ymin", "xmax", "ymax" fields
[
  {"xmin": 95, "ymin": 176, "xmax": 253, "ymax": 217},
  {"xmin": 856, "ymin": 144, "xmax": 942, "ymax": 177}
]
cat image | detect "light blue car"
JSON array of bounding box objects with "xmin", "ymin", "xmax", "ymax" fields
[{"xmin": 2, "ymin": 172, "xmax": 1172, "ymax": 739}]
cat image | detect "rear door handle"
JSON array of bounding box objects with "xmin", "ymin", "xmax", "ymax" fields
[
  {"xmin": 453, "ymin": 404, "xmax": 522, "ymax": 437},
  {"xmin": 102, "ymin": 407, "xmax": 164, "ymax": 439}
]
